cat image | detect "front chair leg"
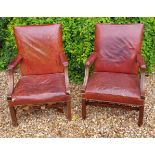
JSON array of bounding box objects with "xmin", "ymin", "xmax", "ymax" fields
[
  {"xmin": 66, "ymin": 101, "xmax": 71, "ymax": 121},
  {"xmin": 9, "ymin": 106, "xmax": 18, "ymax": 127},
  {"xmin": 82, "ymin": 99, "xmax": 86, "ymax": 119},
  {"xmin": 138, "ymin": 106, "xmax": 144, "ymax": 127}
]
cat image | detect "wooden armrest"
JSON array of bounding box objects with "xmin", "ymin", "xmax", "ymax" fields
[
  {"xmin": 7, "ymin": 55, "xmax": 22, "ymax": 71},
  {"xmin": 140, "ymin": 69, "xmax": 145, "ymax": 99},
  {"xmin": 82, "ymin": 52, "xmax": 96, "ymax": 92},
  {"xmin": 60, "ymin": 52, "xmax": 68, "ymax": 67},
  {"xmin": 7, "ymin": 55, "xmax": 22, "ymax": 100},
  {"xmin": 85, "ymin": 52, "xmax": 97, "ymax": 67},
  {"xmin": 59, "ymin": 52, "xmax": 70, "ymax": 94},
  {"xmin": 82, "ymin": 66, "xmax": 90, "ymax": 92},
  {"xmin": 137, "ymin": 54, "xmax": 146, "ymax": 99},
  {"xmin": 137, "ymin": 54, "xmax": 146, "ymax": 71},
  {"xmin": 7, "ymin": 69, "xmax": 14, "ymax": 101},
  {"xmin": 64, "ymin": 66, "xmax": 70, "ymax": 95}
]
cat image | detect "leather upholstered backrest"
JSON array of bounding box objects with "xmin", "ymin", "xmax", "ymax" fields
[
  {"xmin": 14, "ymin": 24, "xmax": 64, "ymax": 75},
  {"xmin": 94, "ymin": 24, "xmax": 144, "ymax": 74}
]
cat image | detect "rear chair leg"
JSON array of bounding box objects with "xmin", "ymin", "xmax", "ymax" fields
[
  {"xmin": 82, "ymin": 99, "xmax": 86, "ymax": 119},
  {"xmin": 9, "ymin": 106, "xmax": 18, "ymax": 127},
  {"xmin": 138, "ymin": 106, "xmax": 144, "ymax": 127},
  {"xmin": 66, "ymin": 101, "xmax": 71, "ymax": 121}
]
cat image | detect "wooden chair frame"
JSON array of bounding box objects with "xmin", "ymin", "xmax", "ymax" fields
[
  {"xmin": 7, "ymin": 53, "xmax": 71, "ymax": 127},
  {"xmin": 82, "ymin": 53, "xmax": 146, "ymax": 126}
]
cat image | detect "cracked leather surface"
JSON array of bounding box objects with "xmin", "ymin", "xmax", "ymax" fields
[
  {"xmin": 10, "ymin": 73, "xmax": 70, "ymax": 105},
  {"xmin": 9, "ymin": 24, "xmax": 70, "ymax": 106},
  {"xmin": 14, "ymin": 24, "xmax": 64, "ymax": 75},
  {"xmin": 84, "ymin": 72, "xmax": 144, "ymax": 105},
  {"xmin": 94, "ymin": 24, "xmax": 144, "ymax": 74}
]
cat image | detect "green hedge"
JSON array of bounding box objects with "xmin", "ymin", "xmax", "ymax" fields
[{"xmin": 0, "ymin": 17, "xmax": 155, "ymax": 83}]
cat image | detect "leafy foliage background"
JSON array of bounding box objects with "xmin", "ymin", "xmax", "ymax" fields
[{"xmin": 0, "ymin": 17, "xmax": 155, "ymax": 82}]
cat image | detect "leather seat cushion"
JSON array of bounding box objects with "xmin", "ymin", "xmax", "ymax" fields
[
  {"xmin": 84, "ymin": 72, "xmax": 144, "ymax": 105},
  {"xmin": 10, "ymin": 73, "xmax": 70, "ymax": 105}
]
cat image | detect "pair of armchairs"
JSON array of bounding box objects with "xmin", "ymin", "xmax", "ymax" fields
[{"xmin": 7, "ymin": 24, "xmax": 146, "ymax": 127}]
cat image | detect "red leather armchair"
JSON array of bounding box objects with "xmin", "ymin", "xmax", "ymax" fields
[
  {"xmin": 82, "ymin": 24, "xmax": 146, "ymax": 126},
  {"xmin": 7, "ymin": 24, "xmax": 71, "ymax": 126}
]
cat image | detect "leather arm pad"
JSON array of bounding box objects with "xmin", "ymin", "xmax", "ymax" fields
[
  {"xmin": 7, "ymin": 55, "xmax": 23, "ymax": 70},
  {"xmin": 137, "ymin": 54, "xmax": 146, "ymax": 71},
  {"xmin": 85, "ymin": 52, "xmax": 97, "ymax": 67},
  {"xmin": 60, "ymin": 52, "xmax": 68, "ymax": 67}
]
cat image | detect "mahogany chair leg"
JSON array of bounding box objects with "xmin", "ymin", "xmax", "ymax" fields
[
  {"xmin": 82, "ymin": 99, "xmax": 86, "ymax": 119},
  {"xmin": 9, "ymin": 106, "xmax": 18, "ymax": 127},
  {"xmin": 66, "ymin": 101, "xmax": 71, "ymax": 121},
  {"xmin": 138, "ymin": 106, "xmax": 144, "ymax": 127}
]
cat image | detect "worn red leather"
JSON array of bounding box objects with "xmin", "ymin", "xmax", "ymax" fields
[
  {"xmin": 9, "ymin": 24, "xmax": 70, "ymax": 105},
  {"xmin": 10, "ymin": 73, "xmax": 69, "ymax": 106},
  {"xmin": 83, "ymin": 24, "xmax": 145, "ymax": 105},
  {"xmin": 14, "ymin": 24, "xmax": 64, "ymax": 75},
  {"xmin": 7, "ymin": 24, "xmax": 71, "ymax": 126},
  {"xmin": 84, "ymin": 72, "xmax": 144, "ymax": 105},
  {"xmin": 94, "ymin": 24, "xmax": 144, "ymax": 74},
  {"xmin": 82, "ymin": 24, "xmax": 145, "ymax": 126}
]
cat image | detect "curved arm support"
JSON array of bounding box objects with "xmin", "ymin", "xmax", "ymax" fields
[
  {"xmin": 64, "ymin": 66, "xmax": 70, "ymax": 95},
  {"xmin": 7, "ymin": 55, "xmax": 23, "ymax": 71},
  {"xmin": 82, "ymin": 66, "xmax": 90, "ymax": 92},
  {"xmin": 60, "ymin": 52, "xmax": 70, "ymax": 94},
  {"xmin": 7, "ymin": 55, "xmax": 22, "ymax": 101},
  {"xmin": 85, "ymin": 52, "xmax": 97, "ymax": 67},
  {"xmin": 60, "ymin": 52, "xmax": 68, "ymax": 67},
  {"xmin": 137, "ymin": 54, "xmax": 146, "ymax": 99},
  {"xmin": 82, "ymin": 52, "xmax": 97, "ymax": 92}
]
